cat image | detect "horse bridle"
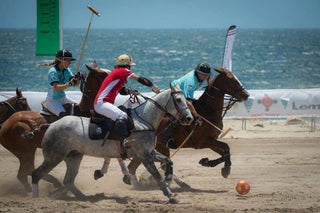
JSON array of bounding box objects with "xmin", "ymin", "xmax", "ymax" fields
[
  {"xmin": 0, "ymin": 97, "xmax": 28, "ymax": 123},
  {"xmin": 205, "ymin": 73, "xmax": 245, "ymax": 118},
  {"xmin": 135, "ymin": 90, "xmax": 188, "ymax": 129}
]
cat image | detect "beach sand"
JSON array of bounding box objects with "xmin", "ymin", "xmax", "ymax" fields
[{"xmin": 0, "ymin": 118, "xmax": 319, "ymax": 212}]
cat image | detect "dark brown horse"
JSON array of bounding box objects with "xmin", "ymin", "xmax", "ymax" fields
[
  {"xmin": 0, "ymin": 68, "xmax": 108, "ymax": 191},
  {"xmin": 123, "ymin": 67, "xmax": 249, "ymax": 188},
  {"xmin": 0, "ymin": 88, "xmax": 31, "ymax": 127}
]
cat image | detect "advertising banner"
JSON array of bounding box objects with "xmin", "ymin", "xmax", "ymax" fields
[{"xmin": 1, "ymin": 89, "xmax": 320, "ymax": 118}]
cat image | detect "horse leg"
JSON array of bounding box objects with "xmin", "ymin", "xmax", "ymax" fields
[
  {"xmin": 94, "ymin": 158, "xmax": 110, "ymax": 180},
  {"xmin": 172, "ymin": 174, "xmax": 191, "ymax": 189},
  {"xmin": 15, "ymin": 147, "xmax": 62, "ymax": 191},
  {"xmin": 15, "ymin": 149, "xmax": 36, "ymax": 192},
  {"xmin": 153, "ymin": 150, "xmax": 190, "ymax": 189},
  {"xmin": 153, "ymin": 150, "xmax": 173, "ymax": 185},
  {"xmin": 94, "ymin": 158, "xmax": 131, "ymax": 185},
  {"xmin": 63, "ymin": 151, "xmax": 85, "ymax": 199},
  {"xmin": 117, "ymin": 158, "xmax": 131, "ymax": 185},
  {"xmin": 31, "ymin": 156, "xmax": 64, "ymax": 198},
  {"xmin": 126, "ymin": 157, "xmax": 142, "ymax": 188},
  {"xmin": 139, "ymin": 151, "xmax": 178, "ymax": 204},
  {"xmin": 198, "ymin": 138, "xmax": 231, "ymax": 178}
]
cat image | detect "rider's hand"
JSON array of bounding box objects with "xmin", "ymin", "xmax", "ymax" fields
[
  {"xmin": 75, "ymin": 72, "xmax": 82, "ymax": 80},
  {"xmin": 68, "ymin": 77, "xmax": 78, "ymax": 86},
  {"xmin": 195, "ymin": 117, "xmax": 203, "ymax": 126},
  {"xmin": 151, "ymin": 85, "xmax": 160, "ymax": 93}
]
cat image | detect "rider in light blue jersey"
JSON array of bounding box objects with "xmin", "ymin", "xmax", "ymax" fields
[
  {"xmin": 163, "ymin": 63, "xmax": 211, "ymax": 149},
  {"xmin": 37, "ymin": 49, "xmax": 80, "ymax": 117}
]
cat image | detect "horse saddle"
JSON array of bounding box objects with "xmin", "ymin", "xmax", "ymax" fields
[{"xmin": 88, "ymin": 105, "xmax": 134, "ymax": 140}]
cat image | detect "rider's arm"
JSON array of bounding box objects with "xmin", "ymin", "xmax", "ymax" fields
[
  {"xmin": 186, "ymin": 99, "xmax": 199, "ymax": 117},
  {"xmin": 130, "ymin": 74, "xmax": 160, "ymax": 93},
  {"xmin": 130, "ymin": 74, "xmax": 153, "ymax": 86},
  {"xmin": 52, "ymin": 82, "xmax": 70, "ymax": 92}
]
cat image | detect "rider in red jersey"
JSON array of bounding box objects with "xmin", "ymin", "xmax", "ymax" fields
[{"xmin": 94, "ymin": 54, "xmax": 160, "ymax": 158}]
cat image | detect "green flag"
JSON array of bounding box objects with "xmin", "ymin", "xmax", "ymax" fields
[{"xmin": 36, "ymin": 0, "xmax": 61, "ymax": 56}]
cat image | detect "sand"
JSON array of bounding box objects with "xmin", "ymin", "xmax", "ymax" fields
[{"xmin": 0, "ymin": 118, "xmax": 319, "ymax": 212}]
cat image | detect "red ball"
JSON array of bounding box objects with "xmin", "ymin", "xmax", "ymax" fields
[{"xmin": 236, "ymin": 180, "xmax": 250, "ymax": 195}]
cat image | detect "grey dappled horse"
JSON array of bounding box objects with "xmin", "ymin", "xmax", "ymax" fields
[{"xmin": 31, "ymin": 84, "xmax": 193, "ymax": 203}]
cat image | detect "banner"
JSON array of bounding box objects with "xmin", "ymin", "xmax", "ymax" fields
[
  {"xmin": 222, "ymin": 25, "xmax": 236, "ymax": 71},
  {"xmin": 36, "ymin": 0, "xmax": 61, "ymax": 56},
  {"xmin": 1, "ymin": 89, "xmax": 320, "ymax": 118},
  {"xmin": 222, "ymin": 89, "xmax": 320, "ymax": 118}
]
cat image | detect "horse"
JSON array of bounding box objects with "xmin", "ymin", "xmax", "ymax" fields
[
  {"xmin": 31, "ymin": 84, "xmax": 193, "ymax": 203},
  {"xmin": 0, "ymin": 67, "xmax": 108, "ymax": 192},
  {"xmin": 0, "ymin": 88, "xmax": 31, "ymax": 126},
  {"xmin": 119, "ymin": 67, "xmax": 249, "ymax": 188}
]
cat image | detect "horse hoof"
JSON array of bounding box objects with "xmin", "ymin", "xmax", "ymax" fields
[
  {"xmin": 199, "ymin": 158, "xmax": 209, "ymax": 166},
  {"xmin": 221, "ymin": 166, "xmax": 231, "ymax": 178},
  {"xmin": 123, "ymin": 175, "xmax": 132, "ymax": 185},
  {"xmin": 50, "ymin": 187, "xmax": 67, "ymax": 199},
  {"xmin": 169, "ymin": 196, "xmax": 179, "ymax": 204},
  {"xmin": 94, "ymin": 170, "xmax": 104, "ymax": 180}
]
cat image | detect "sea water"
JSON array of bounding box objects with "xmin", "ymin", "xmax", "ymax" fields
[{"xmin": 0, "ymin": 28, "xmax": 319, "ymax": 92}]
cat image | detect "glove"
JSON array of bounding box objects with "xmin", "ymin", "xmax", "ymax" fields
[
  {"xmin": 195, "ymin": 117, "xmax": 203, "ymax": 126},
  {"xmin": 68, "ymin": 77, "xmax": 78, "ymax": 86},
  {"xmin": 151, "ymin": 85, "xmax": 160, "ymax": 93},
  {"xmin": 75, "ymin": 72, "xmax": 82, "ymax": 80}
]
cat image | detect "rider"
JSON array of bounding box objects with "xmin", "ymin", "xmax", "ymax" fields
[
  {"xmin": 162, "ymin": 62, "xmax": 211, "ymax": 149},
  {"xmin": 94, "ymin": 54, "xmax": 160, "ymax": 158},
  {"xmin": 38, "ymin": 49, "xmax": 80, "ymax": 117}
]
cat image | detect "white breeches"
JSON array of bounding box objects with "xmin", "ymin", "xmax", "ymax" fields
[
  {"xmin": 94, "ymin": 102, "xmax": 127, "ymax": 121},
  {"xmin": 45, "ymin": 96, "xmax": 76, "ymax": 116}
]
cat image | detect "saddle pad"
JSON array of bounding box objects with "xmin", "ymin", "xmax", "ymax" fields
[{"xmin": 88, "ymin": 118, "xmax": 118, "ymax": 140}]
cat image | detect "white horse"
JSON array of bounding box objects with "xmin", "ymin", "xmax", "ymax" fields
[{"xmin": 31, "ymin": 84, "xmax": 193, "ymax": 203}]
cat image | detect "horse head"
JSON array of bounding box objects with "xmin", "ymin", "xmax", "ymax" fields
[
  {"xmin": 209, "ymin": 67, "xmax": 249, "ymax": 102},
  {"xmin": 0, "ymin": 88, "xmax": 31, "ymax": 124},
  {"xmin": 78, "ymin": 66, "xmax": 109, "ymax": 114},
  {"xmin": 168, "ymin": 83, "xmax": 193, "ymax": 126}
]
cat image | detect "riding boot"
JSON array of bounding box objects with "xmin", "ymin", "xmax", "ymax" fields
[
  {"xmin": 162, "ymin": 121, "xmax": 179, "ymax": 149},
  {"xmin": 115, "ymin": 118, "xmax": 134, "ymax": 159}
]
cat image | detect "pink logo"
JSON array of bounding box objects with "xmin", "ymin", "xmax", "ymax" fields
[{"xmin": 257, "ymin": 95, "xmax": 277, "ymax": 112}]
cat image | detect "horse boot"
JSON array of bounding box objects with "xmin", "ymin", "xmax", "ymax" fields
[{"xmin": 162, "ymin": 121, "xmax": 179, "ymax": 149}]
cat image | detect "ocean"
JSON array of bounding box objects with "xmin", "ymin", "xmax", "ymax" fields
[{"xmin": 0, "ymin": 28, "xmax": 320, "ymax": 92}]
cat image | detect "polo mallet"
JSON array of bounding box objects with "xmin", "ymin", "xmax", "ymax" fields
[{"xmin": 75, "ymin": 5, "xmax": 100, "ymax": 74}]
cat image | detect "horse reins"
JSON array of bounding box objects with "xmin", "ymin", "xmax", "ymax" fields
[{"xmin": 138, "ymin": 91, "xmax": 187, "ymax": 123}]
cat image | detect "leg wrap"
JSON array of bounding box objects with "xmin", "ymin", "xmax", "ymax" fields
[
  {"xmin": 164, "ymin": 159, "xmax": 173, "ymax": 182},
  {"xmin": 223, "ymin": 152, "xmax": 231, "ymax": 167}
]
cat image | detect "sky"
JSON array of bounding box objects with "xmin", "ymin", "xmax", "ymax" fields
[{"xmin": 1, "ymin": 0, "xmax": 320, "ymax": 29}]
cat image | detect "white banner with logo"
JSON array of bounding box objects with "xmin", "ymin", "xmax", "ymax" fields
[{"xmin": 1, "ymin": 89, "xmax": 320, "ymax": 118}]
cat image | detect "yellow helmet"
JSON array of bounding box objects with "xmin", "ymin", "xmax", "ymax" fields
[{"xmin": 116, "ymin": 54, "xmax": 136, "ymax": 66}]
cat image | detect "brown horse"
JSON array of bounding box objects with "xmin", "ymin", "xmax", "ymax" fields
[
  {"xmin": 0, "ymin": 88, "xmax": 31, "ymax": 127},
  {"xmin": 123, "ymin": 67, "xmax": 249, "ymax": 188},
  {"xmin": 0, "ymin": 68, "xmax": 108, "ymax": 191}
]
